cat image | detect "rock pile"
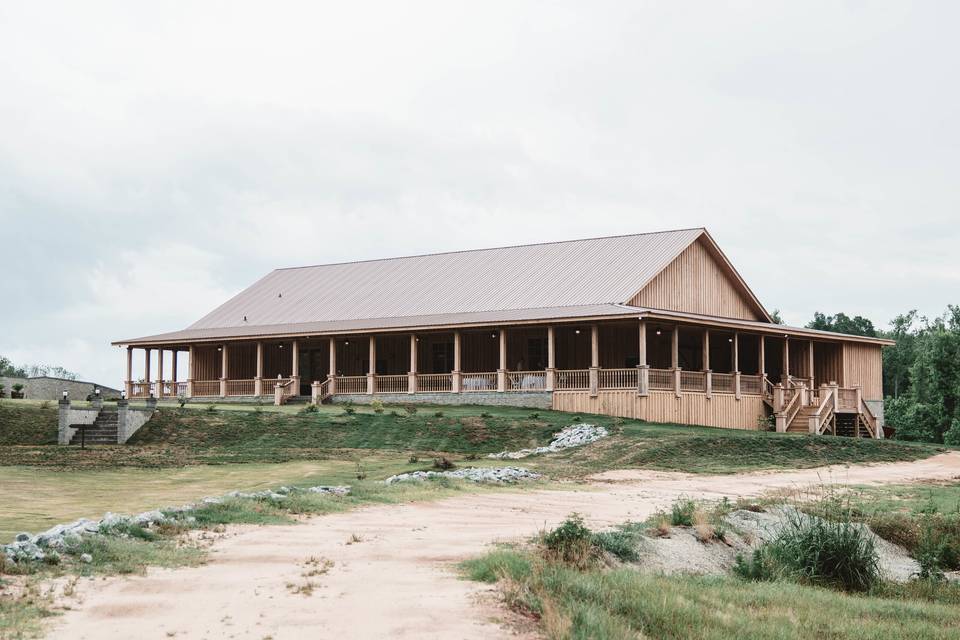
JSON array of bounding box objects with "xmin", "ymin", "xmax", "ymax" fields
[
  {"xmin": 3, "ymin": 484, "xmax": 350, "ymax": 565},
  {"xmin": 384, "ymin": 467, "xmax": 541, "ymax": 485},
  {"xmin": 487, "ymin": 423, "xmax": 608, "ymax": 459}
]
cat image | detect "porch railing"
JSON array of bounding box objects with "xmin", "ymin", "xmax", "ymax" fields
[
  {"xmin": 838, "ymin": 388, "xmax": 858, "ymax": 410},
  {"xmin": 226, "ymin": 379, "xmax": 256, "ymax": 396},
  {"xmin": 507, "ymin": 370, "xmax": 546, "ymax": 392},
  {"xmin": 680, "ymin": 370, "xmax": 706, "ymax": 392},
  {"xmin": 712, "ymin": 372, "xmax": 735, "ymax": 394},
  {"xmin": 337, "ymin": 376, "xmax": 367, "ymax": 394},
  {"xmin": 598, "ymin": 368, "xmax": 637, "ymax": 390},
  {"xmin": 376, "ymin": 375, "xmax": 408, "ymax": 394},
  {"xmin": 649, "ymin": 368, "xmax": 674, "ymax": 391},
  {"xmin": 193, "ymin": 380, "xmax": 220, "ymax": 397},
  {"xmin": 555, "ymin": 369, "xmax": 589, "ymax": 391},
  {"xmin": 461, "ymin": 372, "xmax": 497, "ymax": 392},
  {"xmin": 129, "ymin": 382, "xmax": 151, "ymax": 398},
  {"xmin": 418, "ymin": 373, "xmax": 453, "ymax": 392},
  {"xmin": 740, "ymin": 374, "xmax": 763, "ymax": 396},
  {"xmin": 261, "ymin": 378, "xmax": 291, "ymax": 396}
]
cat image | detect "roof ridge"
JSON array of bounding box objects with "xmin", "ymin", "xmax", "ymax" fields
[{"xmin": 273, "ymin": 227, "xmax": 706, "ymax": 272}]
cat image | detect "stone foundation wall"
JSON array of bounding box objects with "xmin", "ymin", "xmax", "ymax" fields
[{"xmin": 331, "ymin": 392, "xmax": 552, "ymax": 409}]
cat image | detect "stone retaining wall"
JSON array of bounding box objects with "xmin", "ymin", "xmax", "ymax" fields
[{"xmin": 331, "ymin": 391, "xmax": 553, "ymax": 409}]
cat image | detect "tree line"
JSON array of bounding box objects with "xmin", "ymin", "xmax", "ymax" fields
[
  {"xmin": 0, "ymin": 355, "xmax": 79, "ymax": 381},
  {"xmin": 805, "ymin": 308, "xmax": 960, "ymax": 444}
]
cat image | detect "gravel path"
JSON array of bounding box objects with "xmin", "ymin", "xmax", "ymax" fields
[{"xmin": 44, "ymin": 452, "xmax": 960, "ymax": 640}]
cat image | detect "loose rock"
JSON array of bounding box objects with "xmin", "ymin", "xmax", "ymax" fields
[
  {"xmin": 384, "ymin": 467, "xmax": 541, "ymax": 485},
  {"xmin": 487, "ymin": 423, "xmax": 608, "ymax": 459}
]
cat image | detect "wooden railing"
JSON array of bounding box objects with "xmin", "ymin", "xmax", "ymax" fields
[
  {"xmin": 418, "ymin": 373, "xmax": 452, "ymax": 392},
  {"xmin": 648, "ymin": 368, "xmax": 674, "ymax": 391},
  {"xmin": 837, "ymin": 388, "xmax": 858, "ymax": 410},
  {"xmin": 507, "ymin": 371, "xmax": 546, "ymax": 392},
  {"xmin": 130, "ymin": 382, "xmax": 151, "ymax": 398},
  {"xmin": 555, "ymin": 369, "xmax": 589, "ymax": 391},
  {"xmin": 312, "ymin": 378, "xmax": 332, "ymax": 403},
  {"xmin": 598, "ymin": 368, "xmax": 637, "ymax": 390},
  {"xmin": 811, "ymin": 387, "xmax": 836, "ymax": 435},
  {"xmin": 712, "ymin": 372, "xmax": 735, "ymax": 394},
  {"xmin": 782, "ymin": 389, "xmax": 803, "ymax": 430},
  {"xmin": 740, "ymin": 374, "xmax": 763, "ymax": 396},
  {"xmin": 375, "ymin": 375, "xmax": 408, "ymax": 394},
  {"xmin": 193, "ymin": 380, "xmax": 220, "ymax": 397},
  {"xmin": 680, "ymin": 370, "xmax": 706, "ymax": 392},
  {"xmin": 858, "ymin": 399, "xmax": 878, "ymax": 438},
  {"xmin": 226, "ymin": 379, "xmax": 256, "ymax": 396},
  {"xmin": 336, "ymin": 376, "xmax": 367, "ymax": 394},
  {"xmin": 762, "ymin": 375, "xmax": 776, "ymax": 398},
  {"xmin": 461, "ymin": 372, "xmax": 497, "ymax": 392}
]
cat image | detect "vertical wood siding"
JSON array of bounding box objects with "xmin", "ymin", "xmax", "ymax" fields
[
  {"xmin": 629, "ymin": 239, "xmax": 763, "ymax": 321},
  {"xmin": 552, "ymin": 390, "xmax": 765, "ymax": 430},
  {"xmin": 842, "ymin": 343, "xmax": 883, "ymax": 399}
]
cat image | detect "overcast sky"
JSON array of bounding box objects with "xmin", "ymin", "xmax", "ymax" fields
[{"xmin": 1, "ymin": 1, "xmax": 957, "ymax": 387}]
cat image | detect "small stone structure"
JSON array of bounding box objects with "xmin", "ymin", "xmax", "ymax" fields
[
  {"xmin": 58, "ymin": 396, "xmax": 155, "ymax": 445},
  {"xmin": 1, "ymin": 376, "xmax": 121, "ymax": 401}
]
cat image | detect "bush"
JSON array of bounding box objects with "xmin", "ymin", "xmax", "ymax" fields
[
  {"xmin": 480, "ymin": 412, "xmax": 492, "ymax": 418},
  {"xmin": 670, "ymin": 498, "xmax": 696, "ymax": 527},
  {"xmin": 404, "ymin": 404, "xmax": 418, "ymax": 415},
  {"xmin": 743, "ymin": 510, "xmax": 880, "ymax": 592},
  {"xmin": 371, "ymin": 399, "xmax": 384, "ymax": 414},
  {"xmin": 543, "ymin": 514, "xmax": 595, "ymax": 568},
  {"xmin": 299, "ymin": 404, "xmax": 318, "ymax": 414},
  {"xmin": 432, "ymin": 456, "xmax": 455, "ymax": 470},
  {"xmin": 343, "ymin": 407, "xmax": 356, "ymax": 415},
  {"xmin": 205, "ymin": 404, "xmax": 217, "ymax": 412},
  {"xmin": 434, "ymin": 411, "xmax": 444, "ymax": 418},
  {"xmin": 944, "ymin": 419, "xmax": 960, "ymax": 446},
  {"xmin": 915, "ymin": 527, "xmax": 949, "ymax": 581},
  {"xmin": 592, "ymin": 528, "xmax": 640, "ymax": 562}
]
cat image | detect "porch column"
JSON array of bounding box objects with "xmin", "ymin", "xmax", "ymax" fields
[
  {"xmin": 733, "ymin": 333, "xmax": 741, "ymax": 400},
  {"xmin": 589, "ymin": 324, "xmax": 599, "ymax": 397},
  {"xmin": 759, "ymin": 336, "xmax": 766, "ymax": 378},
  {"xmin": 783, "ymin": 337, "xmax": 790, "ymax": 384},
  {"xmin": 704, "ymin": 330, "xmax": 711, "ymax": 399},
  {"xmin": 452, "ymin": 331, "xmax": 462, "ymax": 393},
  {"xmin": 187, "ymin": 345, "xmax": 195, "ymax": 398},
  {"xmin": 367, "ymin": 336, "xmax": 376, "ymax": 394},
  {"xmin": 637, "ymin": 320, "xmax": 649, "ymax": 396},
  {"xmin": 220, "ymin": 345, "xmax": 228, "ymax": 397},
  {"xmin": 408, "ymin": 334, "xmax": 418, "ymax": 394},
  {"xmin": 807, "ymin": 341, "xmax": 815, "ymax": 388},
  {"xmin": 125, "ymin": 347, "xmax": 133, "ymax": 398},
  {"xmin": 144, "ymin": 348, "xmax": 152, "ymax": 387},
  {"xmin": 157, "ymin": 349, "xmax": 165, "ymax": 398},
  {"xmin": 672, "ymin": 325, "xmax": 680, "ymax": 398},
  {"xmin": 327, "ymin": 338, "xmax": 337, "ymax": 395},
  {"xmin": 291, "ymin": 340, "xmax": 300, "ymax": 395},
  {"xmin": 171, "ymin": 351, "xmax": 178, "ymax": 385},
  {"xmin": 254, "ymin": 342, "xmax": 263, "ymax": 396},
  {"xmin": 545, "ymin": 326, "xmax": 556, "ymax": 391},
  {"xmin": 497, "ymin": 329, "xmax": 507, "ymax": 392}
]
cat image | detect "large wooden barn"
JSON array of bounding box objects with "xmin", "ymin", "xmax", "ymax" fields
[{"xmin": 115, "ymin": 229, "xmax": 891, "ymax": 437}]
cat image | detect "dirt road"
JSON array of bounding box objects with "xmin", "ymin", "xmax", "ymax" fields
[{"xmin": 46, "ymin": 452, "xmax": 960, "ymax": 639}]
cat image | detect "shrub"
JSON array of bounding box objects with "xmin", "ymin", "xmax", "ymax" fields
[
  {"xmin": 205, "ymin": 404, "xmax": 217, "ymax": 413},
  {"xmin": 433, "ymin": 411, "xmax": 444, "ymax": 418},
  {"xmin": 344, "ymin": 407, "xmax": 356, "ymax": 415},
  {"xmin": 432, "ymin": 456, "xmax": 455, "ymax": 470},
  {"xmin": 178, "ymin": 394, "xmax": 187, "ymax": 408},
  {"xmin": 592, "ymin": 529, "xmax": 640, "ymax": 562},
  {"xmin": 747, "ymin": 510, "xmax": 880, "ymax": 592},
  {"xmin": 529, "ymin": 413, "xmax": 540, "ymax": 419},
  {"xmin": 404, "ymin": 404, "xmax": 418, "ymax": 416},
  {"xmin": 371, "ymin": 399, "xmax": 384, "ymax": 414},
  {"xmin": 408, "ymin": 454, "xmax": 419, "ymax": 464},
  {"xmin": 915, "ymin": 527, "xmax": 949, "ymax": 581},
  {"xmin": 542, "ymin": 514, "xmax": 595, "ymax": 568},
  {"xmin": 480, "ymin": 412, "xmax": 492, "ymax": 418},
  {"xmin": 300, "ymin": 404, "xmax": 318, "ymax": 414},
  {"xmin": 944, "ymin": 419, "xmax": 960, "ymax": 446},
  {"xmin": 670, "ymin": 498, "xmax": 696, "ymax": 527}
]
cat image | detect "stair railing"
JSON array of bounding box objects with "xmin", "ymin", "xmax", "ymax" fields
[
  {"xmin": 808, "ymin": 387, "xmax": 836, "ymax": 435},
  {"xmin": 858, "ymin": 399, "xmax": 879, "ymax": 439},
  {"xmin": 781, "ymin": 390, "xmax": 803, "ymax": 431}
]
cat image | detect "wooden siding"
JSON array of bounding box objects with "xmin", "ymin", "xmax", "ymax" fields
[
  {"xmin": 630, "ymin": 238, "xmax": 764, "ymax": 321},
  {"xmin": 842, "ymin": 342, "xmax": 883, "ymax": 399},
  {"xmin": 553, "ymin": 390, "xmax": 765, "ymax": 430}
]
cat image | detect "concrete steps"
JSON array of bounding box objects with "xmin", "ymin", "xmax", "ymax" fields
[{"xmin": 70, "ymin": 410, "xmax": 119, "ymax": 445}]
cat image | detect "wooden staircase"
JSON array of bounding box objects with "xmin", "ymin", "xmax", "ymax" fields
[{"xmin": 786, "ymin": 404, "xmax": 818, "ymax": 433}]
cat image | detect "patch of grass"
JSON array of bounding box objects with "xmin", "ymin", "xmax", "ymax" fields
[
  {"xmin": 0, "ymin": 592, "xmax": 54, "ymax": 639},
  {"xmin": 0, "ymin": 402, "xmax": 58, "ymax": 445},
  {"xmin": 69, "ymin": 535, "xmax": 205, "ymax": 576},
  {"xmin": 464, "ymin": 548, "xmax": 960, "ymax": 639}
]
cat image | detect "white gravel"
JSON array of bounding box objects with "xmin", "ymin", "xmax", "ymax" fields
[
  {"xmin": 487, "ymin": 423, "xmax": 608, "ymax": 459},
  {"xmin": 383, "ymin": 467, "xmax": 542, "ymax": 485}
]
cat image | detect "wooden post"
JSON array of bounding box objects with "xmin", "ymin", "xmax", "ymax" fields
[
  {"xmin": 783, "ymin": 337, "xmax": 790, "ymax": 384},
  {"xmin": 125, "ymin": 347, "xmax": 133, "ymax": 398},
  {"xmin": 408, "ymin": 334, "xmax": 418, "ymax": 394},
  {"xmin": 291, "ymin": 340, "xmax": 300, "ymax": 395},
  {"xmin": 703, "ymin": 330, "xmax": 711, "ymax": 399},
  {"xmin": 808, "ymin": 341, "xmax": 815, "ymax": 388},
  {"xmin": 733, "ymin": 333, "xmax": 741, "ymax": 400},
  {"xmin": 637, "ymin": 320, "xmax": 649, "ymax": 396},
  {"xmin": 327, "ymin": 338, "xmax": 337, "ymax": 395},
  {"xmin": 452, "ymin": 331, "xmax": 462, "ymax": 393},
  {"xmin": 220, "ymin": 345, "xmax": 228, "ymax": 397},
  {"xmin": 254, "ymin": 342, "xmax": 264, "ymax": 396},
  {"xmin": 497, "ymin": 329, "xmax": 507, "ymax": 392},
  {"xmin": 545, "ymin": 326, "xmax": 556, "ymax": 391},
  {"xmin": 672, "ymin": 326, "xmax": 680, "ymax": 398},
  {"xmin": 759, "ymin": 336, "xmax": 766, "ymax": 378},
  {"xmin": 157, "ymin": 349, "xmax": 165, "ymax": 398},
  {"xmin": 144, "ymin": 349, "xmax": 152, "ymax": 385},
  {"xmin": 171, "ymin": 351, "xmax": 178, "ymax": 385},
  {"xmin": 367, "ymin": 336, "xmax": 376, "ymax": 394},
  {"xmin": 187, "ymin": 345, "xmax": 195, "ymax": 398},
  {"xmin": 589, "ymin": 324, "xmax": 599, "ymax": 397}
]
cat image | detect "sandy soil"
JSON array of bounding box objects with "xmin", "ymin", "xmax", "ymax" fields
[{"xmin": 45, "ymin": 452, "xmax": 960, "ymax": 640}]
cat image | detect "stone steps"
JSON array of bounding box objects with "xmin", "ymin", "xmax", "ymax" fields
[{"xmin": 70, "ymin": 410, "xmax": 119, "ymax": 445}]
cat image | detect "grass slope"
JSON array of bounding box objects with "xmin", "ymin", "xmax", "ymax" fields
[{"xmin": 0, "ymin": 402, "xmax": 57, "ymax": 446}]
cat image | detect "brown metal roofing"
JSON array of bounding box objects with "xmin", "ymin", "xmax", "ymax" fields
[{"xmin": 182, "ymin": 228, "xmax": 704, "ymax": 331}]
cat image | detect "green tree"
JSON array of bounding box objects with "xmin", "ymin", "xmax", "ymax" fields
[
  {"xmin": 807, "ymin": 312, "xmax": 877, "ymax": 337},
  {"xmin": 768, "ymin": 309, "xmax": 784, "ymax": 324}
]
